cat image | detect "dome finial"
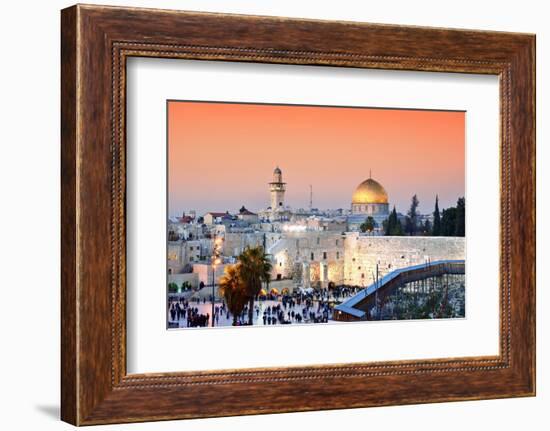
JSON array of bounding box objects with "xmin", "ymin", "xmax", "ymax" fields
[{"xmin": 369, "ymin": 168, "xmax": 372, "ymax": 179}]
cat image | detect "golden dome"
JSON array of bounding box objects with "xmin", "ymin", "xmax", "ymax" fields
[{"xmin": 352, "ymin": 178, "xmax": 388, "ymax": 204}]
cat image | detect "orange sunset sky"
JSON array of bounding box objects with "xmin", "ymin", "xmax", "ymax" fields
[{"xmin": 168, "ymin": 101, "xmax": 465, "ymax": 217}]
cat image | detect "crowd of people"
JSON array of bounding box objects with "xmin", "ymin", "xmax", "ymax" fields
[
  {"xmin": 167, "ymin": 286, "xmax": 360, "ymax": 328},
  {"xmin": 168, "ymin": 298, "xmax": 211, "ymax": 328}
]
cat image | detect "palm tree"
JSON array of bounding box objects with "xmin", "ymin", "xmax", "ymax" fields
[
  {"xmin": 218, "ymin": 264, "xmax": 248, "ymax": 326},
  {"xmin": 238, "ymin": 246, "xmax": 272, "ymax": 325}
]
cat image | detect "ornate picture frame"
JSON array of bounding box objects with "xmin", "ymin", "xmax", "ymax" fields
[{"xmin": 61, "ymin": 4, "xmax": 535, "ymax": 425}]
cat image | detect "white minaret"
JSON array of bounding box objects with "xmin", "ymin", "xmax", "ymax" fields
[{"xmin": 269, "ymin": 166, "xmax": 286, "ymax": 210}]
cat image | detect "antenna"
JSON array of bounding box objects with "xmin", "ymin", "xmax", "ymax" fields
[{"xmin": 309, "ymin": 184, "xmax": 313, "ymax": 211}]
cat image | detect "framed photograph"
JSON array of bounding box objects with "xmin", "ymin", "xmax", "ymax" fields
[{"xmin": 61, "ymin": 4, "xmax": 535, "ymax": 425}]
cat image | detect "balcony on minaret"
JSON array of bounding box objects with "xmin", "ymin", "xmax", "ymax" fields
[
  {"xmin": 269, "ymin": 182, "xmax": 286, "ymax": 192},
  {"xmin": 269, "ymin": 166, "xmax": 286, "ymax": 191}
]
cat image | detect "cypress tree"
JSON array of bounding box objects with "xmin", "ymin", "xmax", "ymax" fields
[
  {"xmin": 385, "ymin": 206, "xmax": 403, "ymax": 236},
  {"xmin": 382, "ymin": 217, "xmax": 389, "ymax": 235},
  {"xmin": 405, "ymin": 194, "xmax": 419, "ymax": 236},
  {"xmin": 432, "ymin": 195, "xmax": 442, "ymax": 236},
  {"xmin": 393, "ymin": 208, "xmax": 404, "ymax": 235}
]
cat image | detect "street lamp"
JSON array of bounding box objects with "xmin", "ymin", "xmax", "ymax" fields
[
  {"xmin": 211, "ymin": 235, "xmax": 224, "ymax": 327},
  {"xmin": 375, "ymin": 258, "xmax": 381, "ymax": 320}
]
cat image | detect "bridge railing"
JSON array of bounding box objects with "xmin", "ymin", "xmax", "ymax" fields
[{"xmin": 334, "ymin": 259, "xmax": 465, "ymax": 321}]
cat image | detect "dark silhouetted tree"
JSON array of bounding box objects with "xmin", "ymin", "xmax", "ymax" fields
[
  {"xmin": 218, "ymin": 264, "xmax": 248, "ymax": 326},
  {"xmin": 238, "ymin": 246, "xmax": 272, "ymax": 325},
  {"xmin": 432, "ymin": 195, "xmax": 442, "ymax": 236},
  {"xmin": 422, "ymin": 219, "xmax": 432, "ymax": 236},
  {"xmin": 384, "ymin": 206, "xmax": 403, "ymax": 236},
  {"xmin": 455, "ymin": 197, "xmax": 465, "ymax": 236},
  {"xmin": 441, "ymin": 207, "xmax": 458, "ymax": 236},
  {"xmin": 405, "ymin": 194, "xmax": 420, "ymax": 235},
  {"xmin": 360, "ymin": 216, "xmax": 376, "ymax": 234}
]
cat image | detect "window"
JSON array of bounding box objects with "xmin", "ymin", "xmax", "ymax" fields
[
  {"xmin": 323, "ymin": 252, "xmax": 327, "ymax": 260},
  {"xmin": 335, "ymin": 239, "xmax": 339, "ymax": 246},
  {"xmin": 336, "ymin": 252, "xmax": 340, "ymax": 259},
  {"xmin": 310, "ymin": 252, "xmax": 314, "ymax": 261},
  {"xmin": 361, "ymin": 273, "xmax": 365, "ymax": 279},
  {"xmin": 279, "ymin": 261, "xmax": 282, "ymax": 267},
  {"xmin": 316, "ymin": 237, "xmax": 320, "ymax": 245}
]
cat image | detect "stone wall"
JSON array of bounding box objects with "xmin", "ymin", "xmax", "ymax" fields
[
  {"xmin": 223, "ymin": 232, "xmax": 264, "ymax": 257},
  {"xmin": 343, "ymin": 234, "xmax": 465, "ymax": 287},
  {"xmin": 268, "ymin": 278, "xmax": 294, "ymax": 294},
  {"xmin": 264, "ymin": 231, "xmax": 346, "ymax": 285},
  {"xmin": 192, "ymin": 263, "xmax": 231, "ymax": 286},
  {"xmin": 170, "ymin": 231, "xmax": 465, "ymax": 291}
]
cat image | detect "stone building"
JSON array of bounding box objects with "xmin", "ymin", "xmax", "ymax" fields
[
  {"xmin": 237, "ymin": 206, "xmax": 259, "ymax": 224},
  {"xmin": 167, "ymin": 238, "xmax": 214, "ymax": 274},
  {"xmin": 203, "ymin": 211, "xmax": 231, "ymax": 225}
]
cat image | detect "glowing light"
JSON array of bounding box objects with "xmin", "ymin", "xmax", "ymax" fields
[{"xmin": 282, "ymin": 224, "xmax": 307, "ymax": 232}]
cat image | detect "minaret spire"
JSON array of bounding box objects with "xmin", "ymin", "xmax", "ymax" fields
[{"xmin": 269, "ymin": 166, "xmax": 286, "ymax": 212}]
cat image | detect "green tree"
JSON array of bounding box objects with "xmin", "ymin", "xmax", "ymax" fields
[
  {"xmin": 168, "ymin": 282, "xmax": 178, "ymax": 293},
  {"xmin": 405, "ymin": 194, "xmax": 420, "ymax": 236},
  {"xmin": 393, "ymin": 216, "xmax": 404, "ymax": 235},
  {"xmin": 422, "ymin": 219, "xmax": 432, "ymax": 236},
  {"xmin": 238, "ymin": 246, "xmax": 273, "ymax": 325},
  {"xmin": 441, "ymin": 207, "xmax": 458, "ymax": 236},
  {"xmin": 218, "ymin": 264, "xmax": 248, "ymax": 326},
  {"xmin": 432, "ymin": 195, "xmax": 442, "ymax": 236},
  {"xmin": 360, "ymin": 216, "xmax": 376, "ymax": 234},
  {"xmin": 455, "ymin": 197, "xmax": 465, "ymax": 236},
  {"xmin": 384, "ymin": 206, "xmax": 404, "ymax": 236}
]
